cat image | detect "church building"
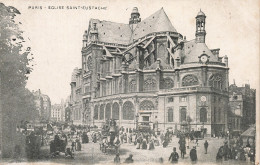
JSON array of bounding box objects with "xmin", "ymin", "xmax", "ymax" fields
[{"xmin": 72, "ymin": 7, "xmax": 229, "ymax": 135}]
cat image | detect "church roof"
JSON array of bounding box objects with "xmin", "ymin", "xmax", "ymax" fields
[
  {"xmin": 89, "ymin": 19, "xmax": 132, "ymax": 45},
  {"xmin": 88, "ymin": 8, "xmax": 177, "ymax": 45},
  {"xmin": 131, "ymin": 8, "xmax": 177, "ymax": 41},
  {"xmin": 182, "ymin": 39, "xmax": 218, "ymax": 63}
]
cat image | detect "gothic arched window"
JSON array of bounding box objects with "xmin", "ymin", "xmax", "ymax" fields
[
  {"xmin": 122, "ymin": 101, "xmax": 135, "ymax": 120},
  {"xmin": 200, "ymin": 108, "xmax": 207, "ymax": 122},
  {"xmin": 99, "ymin": 104, "xmax": 105, "ymax": 120},
  {"xmin": 129, "ymin": 79, "xmax": 136, "ymax": 93},
  {"xmin": 94, "ymin": 105, "xmax": 98, "ymax": 120},
  {"xmin": 112, "ymin": 102, "xmax": 119, "ymax": 120},
  {"xmin": 182, "ymin": 74, "xmax": 199, "ymax": 86},
  {"xmin": 105, "ymin": 103, "xmax": 111, "ymax": 119},
  {"xmin": 180, "ymin": 108, "xmax": 187, "ymax": 122},
  {"xmin": 143, "ymin": 78, "xmax": 156, "ymax": 91},
  {"xmin": 168, "ymin": 108, "xmax": 174, "ymax": 122},
  {"xmin": 87, "ymin": 56, "xmax": 93, "ymax": 71},
  {"xmin": 140, "ymin": 100, "xmax": 155, "ymax": 110},
  {"xmin": 209, "ymin": 74, "xmax": 223, "ymax": 89},
  {"xmin": 160, "ymin": 77, "xmax": 174, "ymax": 89}
]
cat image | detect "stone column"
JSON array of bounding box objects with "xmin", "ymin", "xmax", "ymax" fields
[
  {"xmin": 119, "ymin": 98, "xmax": 123, "ymax": 127},
  {"xmin": 136, "ymin": 71, "xmax": 140, "ymax": 92}
]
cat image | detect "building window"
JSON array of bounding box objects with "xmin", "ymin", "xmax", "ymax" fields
[
  {"xmin": 182, "ymin": 74, "xmax": 199, "ymax": 86},
  {"xmin": 143, "ymin": 78, "xmax": 156, "ymax": 91},
  {"xmin": 209, "ymin": 74, "xmax": 223, "ymax": 89},
  {"xmin": 168, "ymin": 97, "xmax": 174, "ymax": 103},
  {"xmin": 129, "ymin": 79, "xmax": 136, "ymax": 93},
  {"xmin": 160, "ymin": 77, "xmax": 174, "ymax": 89},
  {"xmin": 218, "ymin": 108, "xmax": 221, "ymax": 122},
  {"xmin": 168, "ymin": 108, "xmax": 174, "ymax": 122},
  {"xmin": 105, "ymin": 103, "xmax": 111, "ymax": 119},
  {"xmin": 112, "ymin": 102, "xmax": 119, "ymax": 120},
  {"xmin": 99, "ymin": 104, "xmax": 105, "ymax": 120},
  {"xmin": 94, "ymin": 105, "xmax": 98, "ymax": 120},
  {"xmin": 180, "ymin": 108, "xmax": 187, "ymax": 122},
  {"xmin": 140, "ymin": 100, "xmax": 155, "ymax": 110},
  {"xmin": 180, "ymin": 96, "xmax": 187, "ymax": 102},
  {"xmin": 200, "ymin": 108, "xmax": 207, "ymax": 122},
  {"xmin": 122, "ymin": 101, "xmax": 135, "ymax": 120}
]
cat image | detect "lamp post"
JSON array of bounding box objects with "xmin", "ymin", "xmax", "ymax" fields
[{"xmin": 135, "ymin": 114, "xmax": 139, "ymax": 131}]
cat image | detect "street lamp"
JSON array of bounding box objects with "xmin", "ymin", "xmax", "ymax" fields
[{"xmin": 135, "ymin": 114, "xmax": 139, "ymax": 130}]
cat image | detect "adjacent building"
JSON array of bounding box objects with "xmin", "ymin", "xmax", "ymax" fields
[
  {"xmin": 51, "ymin": 104, "xmax": 63, "ymax": 122},
  {"xmin": 32, "ymin": 89, "xmax": 51, "ymax": 121},
  {"xmin": 70, "ymin": 8, "xmax": 230, "ymax": 135},
  {"xmin": 228, "ymin": 82, "xmax": 256, "ymax": 133}
]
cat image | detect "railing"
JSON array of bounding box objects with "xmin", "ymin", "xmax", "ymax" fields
[{"xmin": 159, "ymin": 86, "xmax": 228, "ymax": 95}]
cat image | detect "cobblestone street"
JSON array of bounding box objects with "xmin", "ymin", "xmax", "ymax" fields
[{"xmin": 28, "ymin": 137, "xmax": 253, "ymax": 165}]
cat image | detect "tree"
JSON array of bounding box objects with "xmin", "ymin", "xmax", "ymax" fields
[{"xmin": 0, "ymin": 2, "xmax": 37, "ymax": 158}]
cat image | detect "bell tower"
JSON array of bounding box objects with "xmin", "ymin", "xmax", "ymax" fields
[
  {"xmin": 195, "ymin": 9, "xmax": 206, "ymax": 43},
  {"xmin": 129, "ymin": 7, "xmax": 141, "ymax": 31}
]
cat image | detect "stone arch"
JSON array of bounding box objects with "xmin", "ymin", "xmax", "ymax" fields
[
  {"xmin": 94, "ymin": 105, "xmax": 99, "ymax": 120},
  {"xmin": 99, "ymin": 104, "xmax": 105, "ymax": 120},
  {"xmin": 200, "ymin": 108, "xmax": 207, "ymax": 122},
  {"xmin": 139, "ymin": 100, "xmax": 155, "ymax": 110},
  {"xmin": 144, "ymin": 78, "xmax": 156, "ymax": 91},
  {"xmin": 112, "ymin": 102, "xmax": 119, "ymax": 120},
  {"xmin": 182, "ymin": 74, "xmax": 199, "ymax": 86},
  {"xmin": 122, "ymin": 101, "xmax": 135, "ymax": 120},
  {"xmin": 105, "ymin": 103, "xmax": 111, "ymax": 119},
  {"xmin": 209, "ymin": 74, "xmax": 223, "ymax": 89}
]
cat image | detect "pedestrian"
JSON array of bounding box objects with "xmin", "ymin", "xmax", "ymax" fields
[
  {"xmin": 124, "ymin": 154, "xmax": 134, "ymax": 163},
  {"xmin": 190, "ymin": 146, "xmax": 197, "ymax": 162},
  {"xmin": 71, "ymin": 140, "xmax": 75, "ymax": 152},
  {"xmin": 65, "ymin": 148, "xmax": 74, "ymax": 159},
  {"xmin": 179, "ymin": 140, "xmax": 186, "ymax": 158},
  {"xmin": 76, "ymin": 138, "xmax": 81, "ymax": 151},
  {"xmin": 114, "ymin": 136, "xmax": 121, "ymax": 154},
  {"xmin": 248, "ymin": 147, "xmax": 255, "ymax": 162},
  {"xmin": 142, "ymin": 138, "xmax": 147, "ymax": 149},
  {"xmin": 168, "ymin": 147, "xmax": 179, "ymax": 164},
  {"xmin": 204, "ymin": 140, "xmax": 209, "ymax": 154},
  {"xmin": 136, "ymin": 135, "xmax": 142, "ymax": 149},
  {"xmin": 114, "ymin": 153, "xmax": 120, "ymax": 164}
]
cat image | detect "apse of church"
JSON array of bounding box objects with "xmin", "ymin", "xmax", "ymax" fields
[{"xmin": 72, "ymin": 7, "xmax": 229, "ymax": 135}]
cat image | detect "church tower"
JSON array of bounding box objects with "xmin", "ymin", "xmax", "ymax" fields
[
  {"xmin": 129, "ymin": 7, "xmax": 141, "ymax": 31},
  {"xmin": 195, "ymin": 10, "xmax": 206, "ymax": 43}
]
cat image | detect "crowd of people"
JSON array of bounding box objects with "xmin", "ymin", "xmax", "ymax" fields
[{"xmin": 18, "ymin": 121, "xmax": 256, "ymax": 164}]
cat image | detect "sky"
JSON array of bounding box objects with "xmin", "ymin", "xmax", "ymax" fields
[{"xmin": 3, "ymin": 0, "xmax": 259, "ymax": 104}]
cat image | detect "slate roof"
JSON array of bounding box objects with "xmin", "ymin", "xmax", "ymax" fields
[
  {"xmin": 182, "ymin": 40, "xmax": 219, "ymax": 63},
  {"xmin": 89, "ymin": 19, "xmax": 132, "ymax": 45},
  {"xmin": 131, "ymin": 8, "xmax": 177, "ymax": 41},
  {"xmin": 88, "ymin": 8, "xmax": 177, "ymax": 45}
]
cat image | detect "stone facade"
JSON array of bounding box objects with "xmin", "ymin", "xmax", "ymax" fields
[
  {"xmin": 228, "ymin": 82, "xmax": 256, "ymax": 133},
  {"xmin": 70, "ymin": 8, "xmax": 229, "ymax": 135}
]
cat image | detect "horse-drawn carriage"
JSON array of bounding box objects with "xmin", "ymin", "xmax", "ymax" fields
[{"xmin": 99, "ymin": 119, "xmax": 120, "ymax": 154}]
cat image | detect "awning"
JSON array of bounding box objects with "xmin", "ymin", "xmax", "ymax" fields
[{"xmin": 241, "ymin": 125, "xmax": 255, "ymax": 137}]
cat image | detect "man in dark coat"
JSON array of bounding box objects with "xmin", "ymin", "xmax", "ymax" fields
[
  {"xmin": 204, "ymin": 140, "xmax": 209, "ymax": 154},
  {"xmin": 114, "ymin": 153, "xmax": 120, "ymax": 164},
  {"xmin": 124, "ymin": 154, "xmax": 134, "ymax": 163},
  {"xmin": 169, "ymin": 147, "xmax": 179, "ymax": 164},
  {"xmin": 190, "ymin": 146, "xmax": 197, "ymax": 162}
]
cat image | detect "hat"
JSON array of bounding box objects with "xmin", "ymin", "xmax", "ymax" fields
[
  {"xmin": 116, "ymin": 153, "xmax": 120, "ymax": 156},
  {"xmin": 129, "ymin": 154, "xmax": 133, "ymax": 157},
  {"xmin": 173, "ymin": 147, "xmax": 176, "ymax": 151}
]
